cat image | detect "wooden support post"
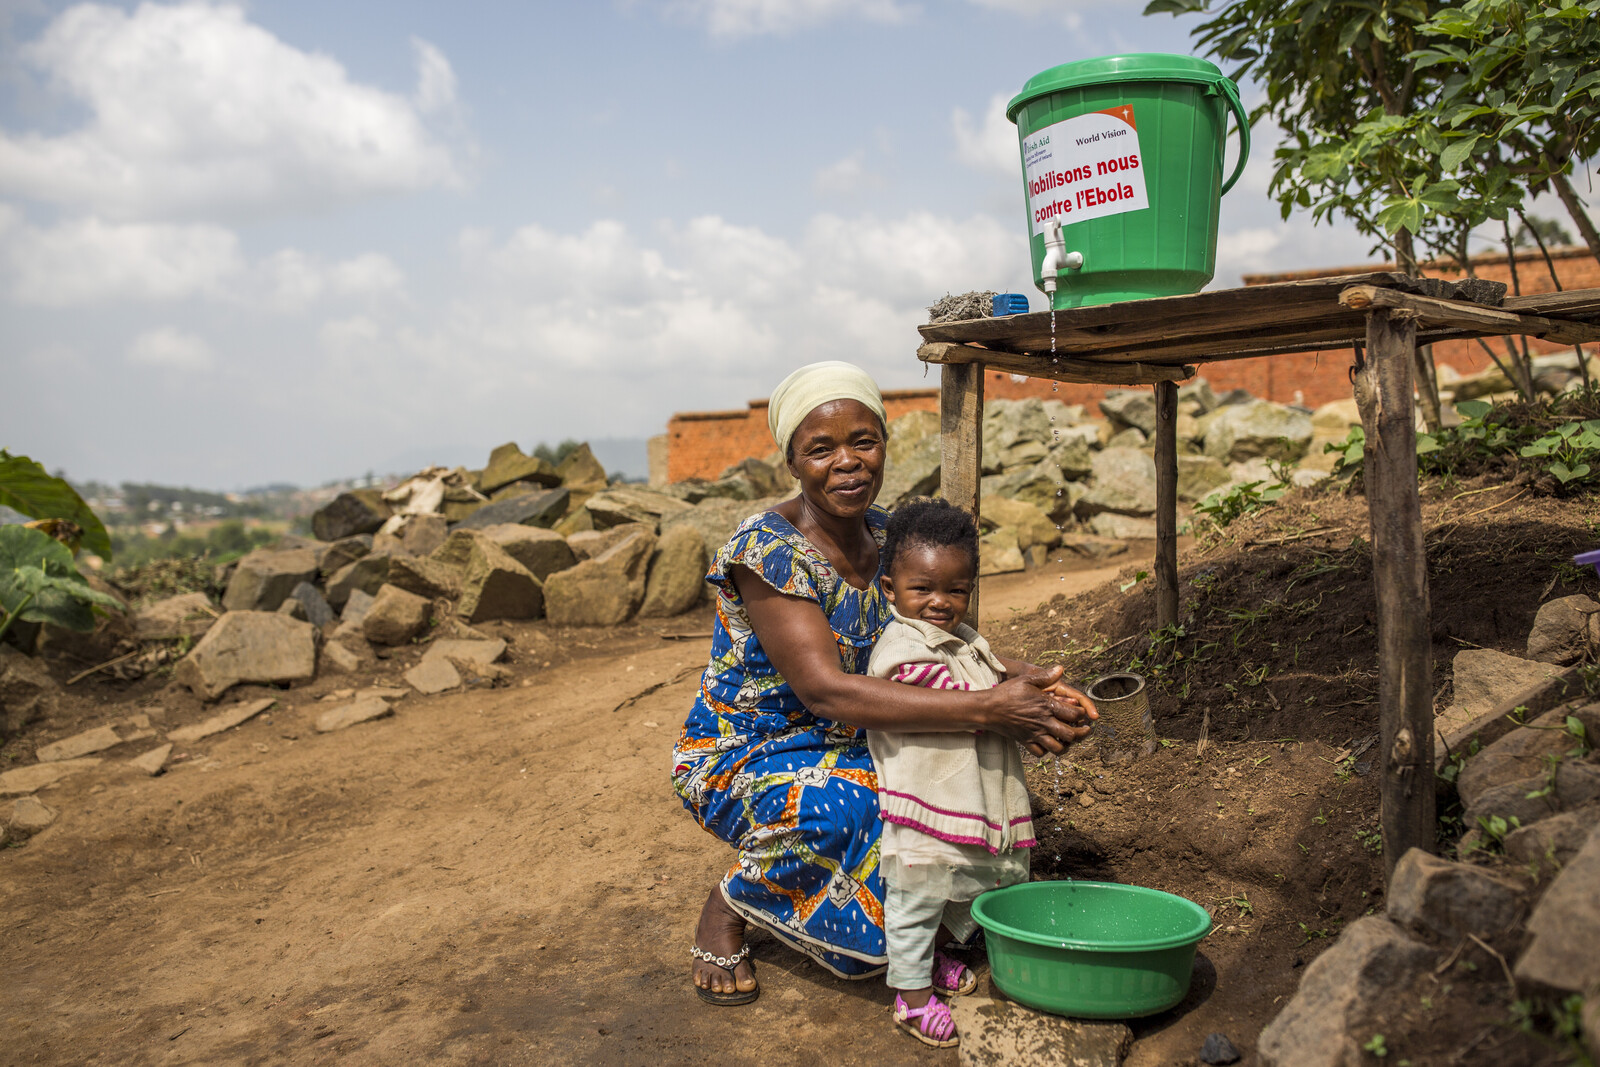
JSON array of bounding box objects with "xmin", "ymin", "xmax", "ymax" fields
[
  {"xmin": 1352, "ymin": 307, "xmax": 1436, "ymax": 880},
  {"xmin": 940, "ymin": 361, "xmax": 984, "ymax": 627},
  {"xmin": 1153, "ymin": 380, "xmax": 1179, "ymax": 632}
]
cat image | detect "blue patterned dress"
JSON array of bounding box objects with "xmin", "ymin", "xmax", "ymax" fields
[{"xmin": 672, "ymin": 506, "xmax": 893, "ymax": 978}]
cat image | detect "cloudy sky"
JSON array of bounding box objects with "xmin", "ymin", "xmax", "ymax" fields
[{"xmin": 1, "ymin": 0, "xmax": 1563, "ymax": 489}]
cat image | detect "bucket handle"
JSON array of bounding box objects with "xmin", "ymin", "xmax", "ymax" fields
[{"xmin": 1216, "ymin": 77, "xmax": 1251, "ymax": 196}]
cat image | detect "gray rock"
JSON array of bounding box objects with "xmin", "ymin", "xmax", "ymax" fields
[
  {"xmin": 277, "ymin": 595, "xmax": 308, "ymax": 621},
  {"xmin": 1079, "ymin": 448, "xmax": 1158, "ymax": 517},
  {"xmin": 362, "ymin": 585, "xmax": 432, "ymax": 646},
  {"xmin": 1528, "ymin": 595, "xmax": 1600, "ymax": 665},
  {"xmin": 556, "ymin": 443, "xmax": 611, "ymax": 491},
  {"xmin": 979, "ymin": 528, "xmax": 1026, "ymax": 576},
  {"xmin": 545, "ymin": 528, "xmax": 656, "ymax": 626},
  {"xmin": 398, "ymin": 513, "xmax": 449, "ymax": 557},
  {"xmin": 1506, "ymin": 804, "xmax": 1600, "ymax": 868},
  {"xmin": 0, "ymin": 758, "xmax": 101, "ymax": 797},
  {"xmin": 128, "ymin": 743, "xmax": 172, "ymax": 775},
  {"xmin": 325, "ymin": 552, "xmax": 393, "ymax": 609},
  {"xmin": 1256, "ymin": 916, "xmax": 1434, "ymax": 1067},
  {"xmin": 886, "ymin": 409, "xmax": 940, "ymax": 469},
  {"xmin": 404, "ymin": 657, "xmax": 461, "ymax": 695},
  {"xmin": 36, "ymin": 724, "xmax": 122, "ymax": 762},
  {"xmin": 421, "ymin": 638, "xmax": 507, "ymax": 667},
  {"xmin": 1200, "ymin": 399, "xmax": 1313, "ymax": 463},
  {"xmin": 1465, "ymin": 762, "xmax": 1600, "ymax": 839},
  {"xmin": 131, "ymin": 592, "xmax": 215, "ymax": 640},
  {"xmin": 878, "ymin": 432, "xmax": 942, "ymax": 510},
  {"xmin": 319, "ymin": 641, "xmax": 362, "ymax": 675},
  {"xmin": 1087, "ymin": 513, "xmax": 1158, "ymax": 540},
  {"xmin": 1459, "ymin": 707, "xmax": 1588, "ymax": 811},
  {"xmin": 1176, "ymin": 455, "xmax": 1231, "ymax": 503},
  {"xmin": 311, "ymin": 490, "xmax": 390, "ymax": 542},
  {"xmin": 1048, "ymin": 436, "xmax": 1095, "ymax": 480},
  {"xmin": 443, "ymin": 533, "xmax": 545, "ymax": 623},
  {"xmin": 982, "ymin": 460, "xmax": 1076, "ymax": 522},
  {"xmin": 1386, "ymin": 847, "xmax": 1523, "ymax": 941},
  {"xmin": 585, "ymin": 486, "xmax": 693, "ymax": 532},
  {"xmin": 982, "ymin": 496, "xmax": 1061, "ymax": 550},
  {"xmin": 982, "ymin": 398, "xmax": 1053, "ymax": 475},
  {"xmin": 317, "ymin": 534, "xmax": 373, "ymax": 580},
  {"xmin": 1100, "ymin": 388, "xmax": 1157, "ymax": 435},
  {"xmin": 568, "ymin": 522, "xmax": 655, "ymax": 562},
  {"xmin": 480, "ymin": 524, "xmax": 576, "ymax": 581},
  {"xmin": 1060, "ymin": 534, "xmax": 1130, "ymax": 560},
  {"xmin": 222, "ymin": 547, "xmax": 319, "ymax": 612},
  {"xmin": 8, "ymin": 795, "xmax": 58, "ymax": 835},
  {"xmin": 385, "ymin": 555, "xmax": 462, "ymax": 600},
  {"xmin": 640, "ymin": 524, "xmax": 709, "ymax": 618},
  {"xmin": 1104, "ymin": 427, "xmax": 1147, "ymax": 450},
  {"xmin": 288, "ymin": 582, "xmax": 334, "ymax": 629},
  {"xmin": 949, "ymin": 995, "xmax": 1131, "ymax": 1067},
  {"xmin": 661, "ymin": 499, "xmax": 780, "ymax": 565},
  {"xmin": 314, "ymin": 696, "xmax": 392, "ymax": 734},
  {"xmin": 1178, "ymin": 379, "xmax": 1219, "ymax": 414},
  {"xmin": 1451, "ymin": 649, "xmax": 1562, "ymax": 717},
  {"xmin": 452, "ymin": 487, "xmax": 569, "ymax": 531},
  {"xmin": 167, "ymin": 697, "xmax": 277, "ymax": 743},
  {"xmin": 1516, "ymin": 823, "xmax": 1600, "ymax": 992},
  {"xmin": 480, "ymin": 442, "xmax": 561, "ymax": 494},
  {"xmin": 0, "ymin": 646, "xmax": 56, "ymax": 740},
  {"xmin": 339, "ymin": 589, "xmax": 377, "ymax": 626},
  {"xmin": 172, "ymin": 613, "xmax": 317, "ymax": 701},
  {"xmin": 664, "ymin": 475, "xmax": 758, "ymax": 504},
  {"xmin": 1200, "ymin": 1032, "xmax": 1240, "ymax": 1065}
]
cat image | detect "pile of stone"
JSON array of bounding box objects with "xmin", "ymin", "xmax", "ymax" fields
[
  {"xmin": 872, "ymin": 381, "xmax": 1342, "ymax": 577},
  {"xmin": 1257, "ymin": 594, "xmax": 1600, "ymax": 1066}
]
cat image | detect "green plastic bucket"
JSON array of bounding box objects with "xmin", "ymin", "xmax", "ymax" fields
[
  {"xmin": 971, "ymin": 880, "xmax": 1212, "ymax": 1018},
  {"xmin": 1008, "ymin": 53, "xmax": 1250, "ymax": 309}
]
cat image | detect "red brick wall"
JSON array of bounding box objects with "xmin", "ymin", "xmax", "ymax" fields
[{"xmin": 665, "ymin": 247, "xmax": 1596, "ymax": 481}]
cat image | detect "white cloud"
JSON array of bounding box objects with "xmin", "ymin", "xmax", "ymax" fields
[
  {"xmin": 952, "ymin": 93, "xmax": 1019, "ymax": 176},
  {"xmin": 663, "ymin": 0, "xmax": 914, "ymax": 37},
  {"xmin": 812, "ymin": 153, "xmax": 883, "ymax": 196},
  {"xmin": 965, "ymin": 0, "xmax": 1085, "ymax": 28},
  {"xmin": 3, "ymin": 215, "xmax": 244, "ymax": 304},
  {"xmin": 127, "ymin": 326, "xmax": 213, "ymax": 370},
  {"xmin": 259, "ymin": 250, "xmax": 405, "ymax": 312},
  {"xmin": 0, "ymin": 2, "xmax": 464, "ymax": 220}
]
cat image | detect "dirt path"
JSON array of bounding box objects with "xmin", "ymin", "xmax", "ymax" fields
[{"xmin": 2, "ymin": 552, "xmax": 1196, "ymax": 1067}]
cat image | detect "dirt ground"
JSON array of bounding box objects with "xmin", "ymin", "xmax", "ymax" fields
[{"xmin": 4, "ymin": 477, "xmax": 1597, "ymax": 1065}]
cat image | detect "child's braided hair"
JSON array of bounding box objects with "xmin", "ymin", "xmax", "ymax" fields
[{"xmin": 882, "ymin": 497, "xmax": 980, "ymax": 576}]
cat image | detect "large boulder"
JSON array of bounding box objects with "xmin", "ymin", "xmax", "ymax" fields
[
  {"xmin": 1077, "ymin": 448, "xmax": 1157, "ymax": 517},
  {"xmin": 324, "ymin": 552, "xmax": 393, "ymax": 609},
  {"xmin": 285, "ymin": 582, "xmax": 334, "ymax": 629},
  {"xmin": 1516, "ymin": 823, "xmax": 1600, "ymax": 993},
  {"xmin": 173, "ymin": 612, "xmax": 317, "ymax": 701},
  {"xmin": 131, "ymin": 592, "xmax": 216, "ymax": 641},
  {"xmin": 878, "ymin": 433, "xmax": 942, "ymax": 510},
  {"xmin": 979, "ymin": 528, "xmax": 1025, "ymax": 576},
  {"xmin": 435, "ymin": 531, "xmax": 544, "ymax": 623},
  {"xmin": 545, "ymin": 528, "xmax": 656, "ymax": 626},
  {"xmin": 481, "ymin": 524, "xmax": 576, "ymax": 581},
  {"xmin": 1176, "ymin": 455, "xmax": 1230, "ymax": 503},
  {"xmin": 660, "ymin": 499, "xmax": 778, "ymax": 565},
  {"xmin": 361, "ymin": 585, "xmax": 432, "ymax": 646},
  {"xmin": 480, "ymin": 442, "xmax": 561, "ymax": 494},
  {"xmin": 1256, "ymin": 917, "xmax": 1434, "ymax": 1067},
  {"xmin": 983, "ymin": 398, "xmax": 1053, "ymax": 473},
  {"xmin": 1458, "ymin": 706, "xmax": 1598, "ymax": 812},
  {"xmin": 397, "ymin": 513, "xmax": 449, "ymax": 557},
  {"xmin": 1386, "ymin": 848, "xmax": 1523, "ymax": 942},
  {"xmin": 555, "ymin": 443, "xmax": 610, "ymax": 491},
  {"xmin": 221, "ymin": 547, "xmax": 319, "ymax": 612},
  {"xmin": 1088, "ymin": 513, "xmax": 1157, "ymax": 540},
  {"xmin": 1199, "ymin": 399, "xmax": 1313, "ymax": 463},
  {"xmin": 452, "ymin": 487, "xmax": 568, "ymax": 531},
  {"xmin": 568, "ymin": 522, "xmax": 654, "ymax": 562},
  {"xmin": 981, "ymin": 460, "xmax": 1077, "ymax": 522},
  {"xmin": 981, "ymin": 496, "xmax": 1061, "ymax": 550},
  {"xmin": 1099, "ymin": 389, "xmax": 1157, "ymax": 435},
  {"xmin": 1527, "ymin": 595, "xmax": 1600, "ymax": 665},
  {"xmin": 311, "ymin": 490, "xmax": 390, "ymax": 542},
  {"xmin": 718, "ymin": 456, "xmax": 792, "ymax": 498},
  {"xmin": 384, "ymin": 555, "xmax": 461, "ymax": 600},
  {"xmin": 317, "ymin": 534, "xmax": 373, "ymax": 580},
  {"xmin": 1506, "ymin": 804, "xmax": 1600, "ymax": 868},
  {"xmin": 886, "ymin": 409, "xmax": 940, "ymax": 470},
  {"xmin": 1438, "ymin": 649, "xmax": 1563, "ymax": 743},
  {"xmin": 585, "ymin": 487, "xmax": 693, "ymax": 532},
  {"xmin": 639, "ymin": 524, "xmax": 709, "ymax": 618},
  {"xmin": 1048, "ymin": 436, "xmax": 1094, "ymax": 481}
]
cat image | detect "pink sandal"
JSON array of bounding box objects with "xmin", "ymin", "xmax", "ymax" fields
[
  {"xmin": 893, "ymin": 992, "xmax": 959, "ymax": 1048},
  {"xmin": 932, "ymin": 951, "xmax": 977, "ymax": 997}
]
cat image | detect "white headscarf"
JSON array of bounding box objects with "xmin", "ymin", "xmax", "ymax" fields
[{"xmin": 767, "ymin": 361, "xmax": 888, "ymax": 458}]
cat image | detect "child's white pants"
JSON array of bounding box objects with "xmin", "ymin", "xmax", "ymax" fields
[{"xmin": 884, "ymin": 863, "xmax": 980, "ymax": 990}]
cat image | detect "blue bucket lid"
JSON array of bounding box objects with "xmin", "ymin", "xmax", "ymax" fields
[{"xmin": 1007, "ymin": 53, "xmax": 1230, "ymax": 122}]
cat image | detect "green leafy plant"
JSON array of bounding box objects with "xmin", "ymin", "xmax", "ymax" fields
[
  {"xmin": 1363, "ymin": 1032, "xmax": 1389, "ymax": 1058},
  {"xmin": 1119, "ymin": 569, "xmax": 1151, "ymax": 593},
  {"xmin": 0, "ymin": 451, "xmax": 113, "ymax": 561},
  {"xmin": 1474, "ymin": 813, "xmax": 1523, "ymax": 854},
  {"xmin": 1195, "ymin": 478, "xmax": 1288, "ymax": 527},
  {"xmin": 0, "ymin": 525, "xmax": 123, "ymax": 643},
  {"xmin": 1519, "ymin": 419, "xmax": 1600, "ymax": 487}
]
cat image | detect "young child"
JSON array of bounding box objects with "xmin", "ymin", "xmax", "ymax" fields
[{"xmin": 867, "ymin": 497, "xmax": 1034, "ymax": 1049}]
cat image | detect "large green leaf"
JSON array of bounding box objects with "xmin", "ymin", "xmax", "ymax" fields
[
  {"xmin": 0, "ymin": 524, "xmax": 120, "ymax": 632},
  {"xmin": 0, "ymin": 451, "xmax": 113, "ymax": 561}
]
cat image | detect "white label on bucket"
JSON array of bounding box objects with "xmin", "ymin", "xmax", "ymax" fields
[{"xmin": 1021, "ymin": 105, "xmax": 1149, "ymax": 235}]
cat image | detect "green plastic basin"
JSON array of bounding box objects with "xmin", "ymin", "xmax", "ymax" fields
[{"xmin": 971, "ymin": 880, "xmax": 1211, "ymax": 1018}]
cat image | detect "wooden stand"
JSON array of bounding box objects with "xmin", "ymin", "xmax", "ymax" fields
[{"xmin": 940, "ymin": 361, "xmax": 984, "ymax": 628}]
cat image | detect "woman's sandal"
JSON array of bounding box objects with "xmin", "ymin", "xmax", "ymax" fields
[
  {"xmin": 932, "ymin": 950, "xmax": 978, "ymax": 997},
  {"xmin": 690, "ymin": 943, "xmax": 759, "ymax": 1006},
  {"xmin": 893, "ymin": 992, "xmax": 959, "ymax": 1048}
]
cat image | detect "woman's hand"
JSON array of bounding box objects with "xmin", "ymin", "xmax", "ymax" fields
[{"xmin": 981, "ymin": 669, "xmax": 1097, "ymax": 755}]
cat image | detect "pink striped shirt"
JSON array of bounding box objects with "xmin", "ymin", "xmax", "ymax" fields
[{"xmin": 890, "ymin": 661, "xmax": 972, "ymax": 691}]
